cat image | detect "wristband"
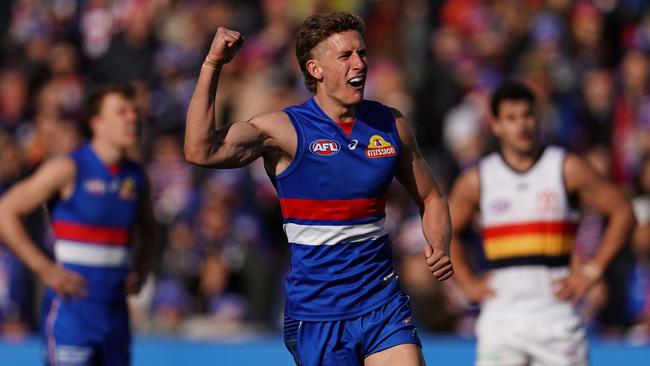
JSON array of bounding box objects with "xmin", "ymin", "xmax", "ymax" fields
[{"xmin": 202, "ymin": 58, "xmax": 224, "ymax": 70}]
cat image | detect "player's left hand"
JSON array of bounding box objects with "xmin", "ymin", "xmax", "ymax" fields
[
  {"xmin": 424, "ymin": 242, "xmax": 453, "ymax": 281},
  {"xmin": 125, "ymin": 272, "xmax": 145, "ymax": 295},
  {"xmin": 553, "ymin": 270, "xmax": 599, "ymax": 305}
]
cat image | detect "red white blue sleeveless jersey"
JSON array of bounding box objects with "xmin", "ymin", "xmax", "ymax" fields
[
  {"xmin": 274, "ymin": 98, "xmax": 402, "ymax": 321},
  {"xmin": 50, "ymin": 144, "xmax": 145, "ymax": 301}
]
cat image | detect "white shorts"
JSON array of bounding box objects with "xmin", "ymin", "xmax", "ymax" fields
[{"xmin": 475, "ymin": 310, "xmax": 588, "ymax": 366}]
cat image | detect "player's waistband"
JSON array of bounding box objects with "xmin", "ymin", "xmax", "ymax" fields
[{"xmin": 55, "ymin": 239, "xmax": 131, "ymax": 267}]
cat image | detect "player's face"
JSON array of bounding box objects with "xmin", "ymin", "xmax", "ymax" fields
[
  {"xmin": 492, "ymin": 100, "xmax": 539, "ymax": 155},
  {"xmin": 93, "ymin": 93, "xmax": 139, "ymax": 148},
  {"xmin": 310, "ymin": 30, "xmax": 368, "ymax": 106}
]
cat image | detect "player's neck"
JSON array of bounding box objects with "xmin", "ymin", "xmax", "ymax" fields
[
  {"xmin": 314, "ymin": 93, "xmax": 357, "ymax": 123},
  {"xmin": 500, "ymin": 145, "xmax": 541, "ymax": 173},
  {"xmin": 90, "ymin": 140, "xmax": 125, "ymax": 166}
]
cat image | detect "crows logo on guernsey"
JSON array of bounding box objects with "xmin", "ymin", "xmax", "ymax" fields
[
  {"xmin": 310, "ymin": 139, "xmax": 341, "ymax": 156},
  {"xmin": 365, "ymin": 135, "xmax": 397, "ymax": 158}
]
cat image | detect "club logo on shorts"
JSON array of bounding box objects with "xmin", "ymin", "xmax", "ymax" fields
[
  {"xmin": 310, "ymin": 139, "xmax": 340, "ymax": 156},
  {"xmin": 365, "ymin": 135, "xmax": 397, "ymax": 158}
]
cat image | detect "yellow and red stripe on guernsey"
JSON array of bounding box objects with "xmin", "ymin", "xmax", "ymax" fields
[{"xmin": 482, "ymin": 220, "xmax": 578, "ymax": 261}]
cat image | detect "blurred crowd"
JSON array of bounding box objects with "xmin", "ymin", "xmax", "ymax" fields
[{"xmin": 0, "ymin": 0, "xmax": 649, "ymax": 343}]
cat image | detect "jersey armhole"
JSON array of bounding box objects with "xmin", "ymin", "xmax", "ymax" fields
[
  {"xmin": 59, "ymin": 154, "xmax": 80, "ymax": 203},
  {"xmin": 274, "ymin": 110, "xmax": 305, "ymax": 180},
  {"xmin": 559, "ymin": 150, "xmax": 580, "ymax": 211}
]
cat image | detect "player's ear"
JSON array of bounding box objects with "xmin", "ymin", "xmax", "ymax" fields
[
  {"xmin": 306, "ymin": 59, "xmax": 323, "ymax": 82},
  {"xmin": 89, "ymin": 115, "xmax": 102, "ymax": 134}
]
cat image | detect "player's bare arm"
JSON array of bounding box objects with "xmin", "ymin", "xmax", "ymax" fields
[
  {"xmin": 392, "ymin": 109, "xmax": 453, "ymax": 281},
  {"xmin": 126, "ymin": 174, "xmax": 157, "ymax": 295},
  {"xmin": 449, "ymin": 168, "xmax": 495, "ymax": 303},
  {"xmin": 555, "ymin": 153, "xmax": 636, "ymax": 304},
  {"xmin": 184, "ymin": 27, "xmax": 295, "ymax": 171},
  {"xmin": 0, "ymin": 157, "xmax": 87, "ymax": 299}
]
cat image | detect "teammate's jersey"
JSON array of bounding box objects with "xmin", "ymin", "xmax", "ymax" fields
[
  {"xmin": 274, "ymin": 98, "xmax": 402, "ymax": 321},
  {"xmin": 50, "ymin": 144, "xmax": 145, "ymax": 301},
  {"xmin": 478, "ymin": 146, "xmax": 580, "ymax": 314}
]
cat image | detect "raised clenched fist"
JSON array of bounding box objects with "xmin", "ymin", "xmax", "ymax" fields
[{"xmin": 206, "ymin": 27, "xmax": 245, "ymax": 65}]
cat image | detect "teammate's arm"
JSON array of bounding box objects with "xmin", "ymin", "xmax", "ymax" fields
[
  {"xmin": 0, "ymin": 158, "xmax": 87, "ymax": 299},
  {"xmin": 556, "ymin": 154, "xmax": 636, "ymax": 303},
  {"xmin": 126, "ymin": 175, "xmax": 157, "ymax": 295},
  {"xmin": 392, "ymin": 109, "xmax": 453, "ymax": 281},
  {"xmin": 449, "ymin": 168, "xmax": 495, "ymax": 302}
]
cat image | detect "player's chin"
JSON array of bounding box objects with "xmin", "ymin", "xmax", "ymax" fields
[
  {"xmin": 346, "ymin": 89, "xmax": 364, "ymax": 104},
  {"xmin": 121, "ymin": 135, "xmax": 139, "ymax": 148}
]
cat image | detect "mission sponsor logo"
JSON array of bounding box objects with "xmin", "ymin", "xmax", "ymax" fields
[
  {"xmin": 310, "ymin": 139, "xmax": 340, "ymax": 156},
  {"xmin": 365, "ymin": 135, "xmax": 397, "ymax": 158}
]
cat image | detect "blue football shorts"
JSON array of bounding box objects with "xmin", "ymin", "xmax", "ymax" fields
[
  {"xmin": 41, "ymin": 294, "xmax": 131, "ymax": 366},
  {"xmin": 283, "ymin": 292, "xmax": 422, "ymax": 366}
]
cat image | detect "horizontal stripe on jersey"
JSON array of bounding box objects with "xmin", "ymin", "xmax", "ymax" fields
[
  {"xmin": 53, "ymin": 221, "xmax": 131, "ymax": 246},
  {"xmin": 483, "ymin": 221, "xmax": 578, "ymax": 239},
  {"xmin": 483, "ymin": 233, "xmax": 575, "ymax": 260},
  {"xmin": 280, "ymin": 197, "xmax": 386, "ymax": 222},
  {"xmin": 284, "ymin": 218, "xmax": 386, "ymax": 246},
  {"xmin": 55, "ymin": 240, "xmax": 131, "ymax": 267}
]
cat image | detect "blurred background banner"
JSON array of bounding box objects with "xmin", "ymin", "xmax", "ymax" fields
[{"xmin": 0, "ymin": 0, "xmax": 649, "ymax": 362}]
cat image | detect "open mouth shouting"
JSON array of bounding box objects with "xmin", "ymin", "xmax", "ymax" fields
[{"xmin": 347, "ymin": 75, "xmax": 365, "ymax": 89}]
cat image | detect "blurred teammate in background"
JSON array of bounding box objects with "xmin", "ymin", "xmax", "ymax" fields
[
  {"xmin": 185, "ymin": 11, "xmax": 453, "ymax": 366},
  {"xmin": 0, "ymin": 85, "xmax": 155, "ymax": 366},
  {"xmin": 449, "ymin": 80, "xmax": 635, "ymax": 366}
]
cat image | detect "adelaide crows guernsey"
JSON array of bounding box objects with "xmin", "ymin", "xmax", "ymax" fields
[
  {"xmin": 50, "ymin": 144, "xmax": 145, "ymax": 301},
  {"xmin": 275, "ymin": 98, "xmax": 402, "ymax": 321},
  {"xmin": 478, "ymin": 146, "xmax": 580, "ymax": 315}
]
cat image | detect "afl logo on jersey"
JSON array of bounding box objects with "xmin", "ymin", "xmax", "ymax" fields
[
  {"xmin": 84, "ymin": 179, "xmax": 106, "ymax": 195},
  {"xmin": 310, "ymin": 139, "xmax": 340, "ymax": 156},
  {"xmin": 365, "ymin": 135, "xmax": 397, "ymax": 158}
]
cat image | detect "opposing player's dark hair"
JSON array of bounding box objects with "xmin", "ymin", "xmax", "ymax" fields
[
  {"xmin": 295, "ymin": 12, "xmax": 365, "ymax": 93},
  {"xmin": 490, "ymin": 80, "xmax": 535, "ymax": 117}
]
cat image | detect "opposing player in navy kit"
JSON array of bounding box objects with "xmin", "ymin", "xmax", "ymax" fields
[
  {"xmin": 0, "ymin": 85, "xmax": 155, "ymax": 365},
  {"xmin": 449, "ymin": 81, "xmax": 635, "ymax": 366},
  {"xmin": 185, "ymin": 11, "xmax": 453, "ymax": 366}
]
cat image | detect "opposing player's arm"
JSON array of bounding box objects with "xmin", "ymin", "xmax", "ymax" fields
[
  {"xmin": 448, "ymin": 168, "xmax": 493, "ymax": 301},
  {"xmin": 556, "ymin": 154, "xmax": 636, "ymax": 303},
  {"xmin": 392, "ymin": 109, "xmax": 453, "ymax": 281},
  {"xmin": 127, "ymin": 174, "xmax": 157, "ymax": 295},
  {"xmin": 0, "ymin": 157, "xmax": 86, "ymax": 299},
  {"xmin": 565, "ymin": 153, "xmax": 635, "ymax": 275}
]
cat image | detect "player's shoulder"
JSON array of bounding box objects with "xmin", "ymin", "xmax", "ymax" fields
[
  {"xmin": 29, "ymin": 155, "xmax": 77, "ymax": 188},
  {"xmin": 456, "ymin": 165, "xmax": 480, "ymax": 187},
  {"xmin": 40, "ymin": 155, "xmax": 77, "ymax": 174},
  {"xmin": 249, "ymin": 111, "xmax": 293, "ymax": 131},
  {"xmin": 451, "ymin": 165, "xmax": 480, "ymax": 200}
]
